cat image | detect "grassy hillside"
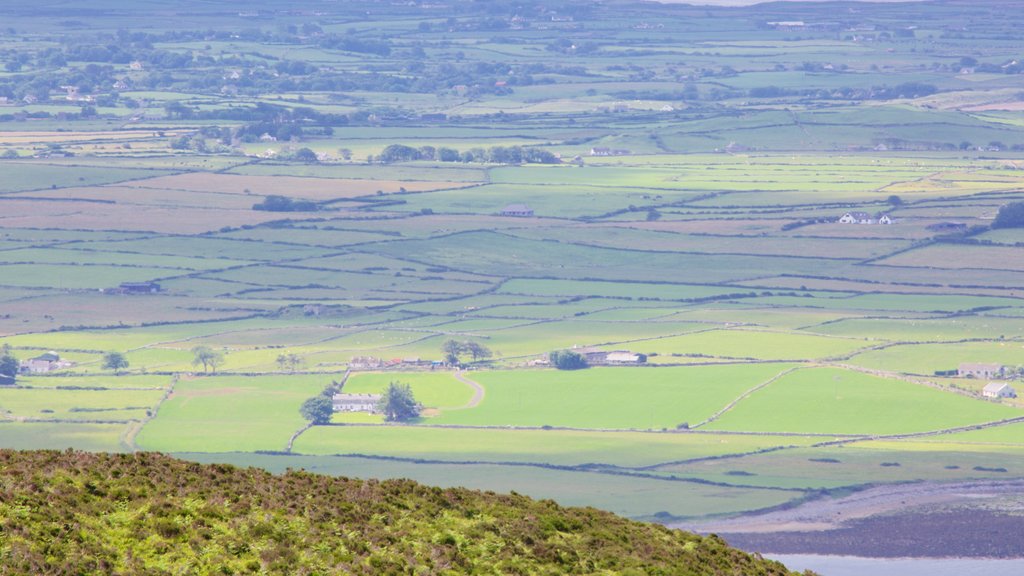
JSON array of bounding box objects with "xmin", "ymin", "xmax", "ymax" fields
[{"xmin": 0, "ymin": 450, "xmax": 805, "ymax": 576}]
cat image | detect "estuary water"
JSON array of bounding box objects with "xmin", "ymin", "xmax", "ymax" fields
[{"xmin": 770, "ymin": 554, "xmax": 1024, "ymax": 576}]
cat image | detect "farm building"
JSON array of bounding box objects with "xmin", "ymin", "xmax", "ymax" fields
[
  {"xmin": 837, "ymin": 212, "xmax": 874, "ymax": 224},
  {"xmin": 20, "ymin": 352, "xmax": 72, "ymax": 374},
  {"xmin": 589, "ymin": 147, "xmax": 631, "ymax": 156},
  {"xmin": 958, "ymin": 363, "xmax": 1005, "ymax": 379},
  {"xmin": 571, "ymin": 346, "xmax": 608, "ymax": 365},
  {"xmin": 332, "ymin": 393, "xmax": 382, "ymax": 413},
  {"xmin": 349, "ymin": 356, "xmax": 384, "ymax": 370},
  {"xmin": 115, "ymin": 282, "xmax": 161, "ymax": 294},
  {"xmin": 878, "ymin": 215, "xmax": 893, "ymax": 224},
  {"xmin": 982, "ymin": 382, "xmax": 1016, "ymax": 399},
  {"xmin": 605, "ymin": 351, "xmax": 647, "ymax": 365},
  {"xmin": 500, "ymin": 204, "xmax": 534, "ymax": 217}
]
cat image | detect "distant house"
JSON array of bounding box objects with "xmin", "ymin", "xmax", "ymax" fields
[
  {"xmin": 958, "ymin": 363, "xmax": 1004, "ymax": 379},
  {"xmin": 589, "ymin": 147, "xmax": 631, "ymax": 157},
  {"xmin": 983, "ymin": 382, "xmax": 1017, "ymax": 399},
  {"xmin": 332, "ymin": 393, "xmax": 382, "ymax": 413},
  {"xmin": 838, "ymin": 211, "xmax": 873, "ymax": 224},
  {"xmin": 605, "ymin": 351, "xmax": 647, "ymax": 365},
  {"xmin": 116, "ymin": 282, "xmax": 161, "ymax": 294},
  {"xmin": 20, "ymin": 352, "xmax": 72, "ymax": 374},
  {"xmin": 878, "ymin": 214, "xmax": 893, "ymax": 225},
  {"xmin": 500, "ymin": 204, "xmax": 534, "ymax": 217},
  {"xmin": 572, "ymin": 346, "xmax": 608, "ymax": 365}
]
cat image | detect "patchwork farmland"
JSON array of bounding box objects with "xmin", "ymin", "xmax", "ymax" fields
[{"xmin": 1, "ymin": 0, "xmax": 1023, "ymax": 524}]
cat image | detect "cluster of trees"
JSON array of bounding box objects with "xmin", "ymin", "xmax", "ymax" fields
[
  {"xmin": 442, "ymin": 339, "xmax": 492, "ymax": 365},
  {"xmin": 549, "ymin": 350, "xmax": 588, "ymax": 370},
  {"xmin": 276, "ymin": 353, "xmax": 305, "ymax": 372},
  {"xmin": 191, "ymin": 346, "xmax": 224, "ymax": 373},
  {"xmin": 993, "ymin": 202, "xmax": 1024, "ymax": 229},
  {"xmin": 252, "ymin": 195, "xmax": 319, "ymax": 212},
  {"xmin": 748, "ymin": 81, "xmax": 938, "ymax": 101},
  {"xmin": 377, "ymin": 144, "xmax": 558, "ymax": 165}
]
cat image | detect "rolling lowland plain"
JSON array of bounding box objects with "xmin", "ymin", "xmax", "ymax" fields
[{"xmin": 1, "ymin": 0, "xmax": 1024, "ymax": 536}]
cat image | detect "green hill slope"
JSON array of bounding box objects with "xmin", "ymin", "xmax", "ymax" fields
[{"xmin": 0, "ymin": 450, "xmax": 804, "ymax": 575}]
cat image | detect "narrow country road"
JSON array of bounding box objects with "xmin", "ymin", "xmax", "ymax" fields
[{"xmin": 452, "ymin": 370, "xmax": 485, "ymax": 409}]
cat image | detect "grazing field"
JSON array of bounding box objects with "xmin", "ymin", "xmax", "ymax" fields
[
  {"xmin": 0, "ymin": 0, "xmax": 1023, "ymax": 525},
  {"xmin": 704, "ymin": 368, "xmax": 1018, "ymax": 435}
]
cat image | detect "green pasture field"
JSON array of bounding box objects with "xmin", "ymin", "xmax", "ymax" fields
[
  {"xmin": 181, "ymin": 452, "xmax": 800, "ymax": 520},
  {"xmin": 335, "ymin": 371, "xmax": 474, "ymax": 410},
  {"xmin": 466, "ymin": 299, "xmax": 656, "ymax": 320},
  {"xmin": 506, "ymin": 226, "xmax": 913, "ymax": 260},
  {"xmin": 77, "ymin": 236, "xmax": 332, "ymax": 262},
  {"xmin": 429, "ymin": 364, "xmax": 795, "ymax": 429},
  {"xmin": 974, "ymin": 228, "xmax": 1024, "ymax": 245},
  {"xmin": 848, "ymin": 341, "xmax": 1024, "ymax": 375},
  {"xmin": 496, "ymin": 278, "xmax": 741, "ymax": 300},
  {"xmin": 0, "ymin": 263, "xmax": 178, "ymax": 290},
  {"xmin": 877, "ymin": 244, "xmax": 1024, "ymax": 272},
  {"xmin": 0, "ymin": 162, "xmax": 173, "ymax": 193},
  {"xmin": 367, "ymin": 231, "xmax": 853, "ymax": 284},
  {"xmin": 463, "ymin": 319, "xmax": 709, "ymax": 359},
  {"xmin": 704, "ymin": 367, "xmax": 1017, "ymax": 435},
  {"xmin": 0, "ymin": 387, "xmax": 164, "ymax": 421},
  {"xmin": 228, "ymin": 162, "xmax": 487, "ymax": 183},
  {"xmin": 135, "ymin": 374, "xmax": 326, "ymax": 453},
  {"xmin": 632, "ymin": 329, "xmax": 868, "ymax": 361},
  {"xmin": 655, "ymin": 444, "xmax": 1024, "ymax": 490},
  {"xmin": 376, "ymin": 183, "xmax": 698, "ymax": 218},
  {"xmin": 0, "ymin": 422, "xmax": 129, "ymax": 452},
  {"xmin": 16, "ymin": 374, "xmax": 172, "ymax": 389},
  {"xmin": 667, "ymin": 306, "xmax": 860, "ymax": 330},
  {"xmin": 806, "ymin": 315, "xmax": 1024, "ymax": 342},
  {"xmin": 0, "ymin": 247, "xmax": 246, "ymax": 271},
  {"xmin": 292, "ymin": 426, "xmax": 825, "ymax": 468}
]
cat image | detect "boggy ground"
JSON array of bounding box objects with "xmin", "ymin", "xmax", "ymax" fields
[{"xmin": 678, "ymin": 479, "xmax": 1024, "ymax": 558}]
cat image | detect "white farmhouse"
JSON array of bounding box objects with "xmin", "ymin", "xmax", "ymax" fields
[{"xmin": 982, "ymin": 382, "xmax": 1016, "ymax": 399}]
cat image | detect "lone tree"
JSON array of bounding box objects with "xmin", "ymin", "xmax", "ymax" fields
[
  {"xmin": 191, "ymin": 346, "xmax": 225, "ymax": 373},
  {"xmin": 377, "ymin": 381, "xmax": 421, "ymax": 422},
  {"xmin": 442, "ymin": 339, "xmax": 462, "ymax": 365},
  {"xmin": 300, "ymin": 395, "xmax": 334, "ymax": 425},
  {"xmin": 993, "ymin": 201, "xmax": 1024, "ymax": 229},
  {"xmin": 549, "ymin": 350, "xmax": 588, "ymax": 370},
  {"xmin": 299, "ymin": 380, "xmax": 343, "ymax": 425},
  {"xmin": 0, "ymin": 344, "xmax": 18, "ymax": 383},
  {"xmin": 103, "ymin": 352, "xmax": 129, "ymax": 374}
]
